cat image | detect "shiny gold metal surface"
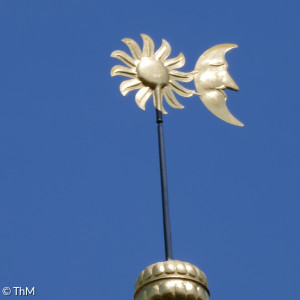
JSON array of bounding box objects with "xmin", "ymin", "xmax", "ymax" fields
[
  {"xmin": 111, "ymin": 34, "xmax": 243, "ymax": 126},
  {"xmin": 194, "ymin": 44, "xmax": 243, "ymax": 126},
  {"xmin": 134, "ymin": 260, "xmax": 209, "ymax": 300},
  {"xmin": 111, "ymin": 34, "xmax": 194, "ymax": 114}
]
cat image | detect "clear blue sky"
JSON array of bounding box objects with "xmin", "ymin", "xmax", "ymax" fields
[{"xmin": 0, "ymin": 1, "xmax": 299, "ymax": 299}]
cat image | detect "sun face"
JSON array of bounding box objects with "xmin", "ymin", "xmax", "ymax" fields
[{"xmin": 111, "ymin": 34, "xmax": 195, "ymax": 113}]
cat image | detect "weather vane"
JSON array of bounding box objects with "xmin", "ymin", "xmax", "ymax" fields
[
  {"xmin": 111, "ymin": 34, "xmax": 243, "ymax": 300},
  {"xmin": 111, "ymin": 33, "xmax": 243, "ymax": 126}
]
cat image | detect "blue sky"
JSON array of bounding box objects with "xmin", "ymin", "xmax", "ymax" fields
[{"xmin": 0, "ymin": 1, "xmax": 299, "ymax": 299}]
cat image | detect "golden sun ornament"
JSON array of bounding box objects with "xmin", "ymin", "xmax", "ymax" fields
[
  {"xmin": 111, "ymin": 34, "xmax": 244, "ymax": 126},
  {"xmin": 111, "ymin": 34, "xmax": 194, "ymax": 114}
]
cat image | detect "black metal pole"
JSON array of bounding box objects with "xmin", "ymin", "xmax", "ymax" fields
[{"xmin": 156, "ymin": 109, "xmax": 173, "ymax": 261}]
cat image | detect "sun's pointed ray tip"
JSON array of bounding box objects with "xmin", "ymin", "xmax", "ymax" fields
[
  {"xmin": 140, "ymin": 33, "xmax": 151, "ymax": 40},
  {"xmin": 141, "ymin": 34, "xmax": 155, "ymax": 57},
  {"xmin": 121, "ymin": 37, "xmax": 142, "ymax": 60},
  {"xmin": 155, "ymin": 39, "xmax": 171, "ymax": 61},
  {"xmin": 161, "ymin": 39, "xmax": 171, "ymax": 49},
  {"xmin": 110, "ymin": 66, "xmax": 118, "ymax": 77}
]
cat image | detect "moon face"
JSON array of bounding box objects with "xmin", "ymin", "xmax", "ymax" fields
[{"xmin": 194, "ymin": 44, "xmax": 244, "ymax": 127}]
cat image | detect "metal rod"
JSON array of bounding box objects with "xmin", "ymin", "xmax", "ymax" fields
[{"xmin": 156, "ymin": 108, "xmax": 173, "ymax": 261}]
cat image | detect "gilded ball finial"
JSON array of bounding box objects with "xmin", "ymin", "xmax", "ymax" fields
[{"xmin": 134, "ymin": 260, "xmax": 210, "ymax": 300}]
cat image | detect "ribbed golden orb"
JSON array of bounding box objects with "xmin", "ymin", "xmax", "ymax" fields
[{"xmin": 134, "ymin": 260, "xmax": 209, "ymax": 300}]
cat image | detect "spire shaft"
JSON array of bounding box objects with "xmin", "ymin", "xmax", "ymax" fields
[{"xmin": 156, "ymin": 109, "xmax": 173, "ymax": 261}]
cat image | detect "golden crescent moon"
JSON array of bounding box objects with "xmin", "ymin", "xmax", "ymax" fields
[{"xmin": 193, "ymin": 44, "xmax": 244, "ymax": 127}]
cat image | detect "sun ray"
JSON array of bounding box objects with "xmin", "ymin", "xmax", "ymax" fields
[
  {"xmin": 169, "ymin": 70, "xmax": 193, "ymax": 82},
  {"xmin": 122, "ymin": 38, "xmax": 142, "ymax": 60},
  {"xmin": 141, "ymin": 34, "xmax": 155, "ymax": 57},
  {"xmin": 135, "ymin": 87, "xmax": 152, "ymax": 110},
  {"xmin": 169, "ymin": 80, "xmax": 194, "ymax": 97},
  {"xmin": 155, "ymin": 40, "xmax": 171, "ymax": 61},
  {"xmin": 153, "ymin": 88, "xmax": 167, "ymax": 114},
  {"xmin": 111, "ymin": 65, "xmax": 137, "ymax": 78},
  {"xmin": 164, "ymin": 53, "xmax": 185, "ymax": 70},
  {"xmin": 111, "ymin": 50, "xmax": 136, "ymax": 68},
  {"xmin": 163, "ymin": 86, "xmax": 184, "ymax": 109},
  {"xmin": 120, "ymin": 79, "xmax": 143, "ymax": 96}
]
